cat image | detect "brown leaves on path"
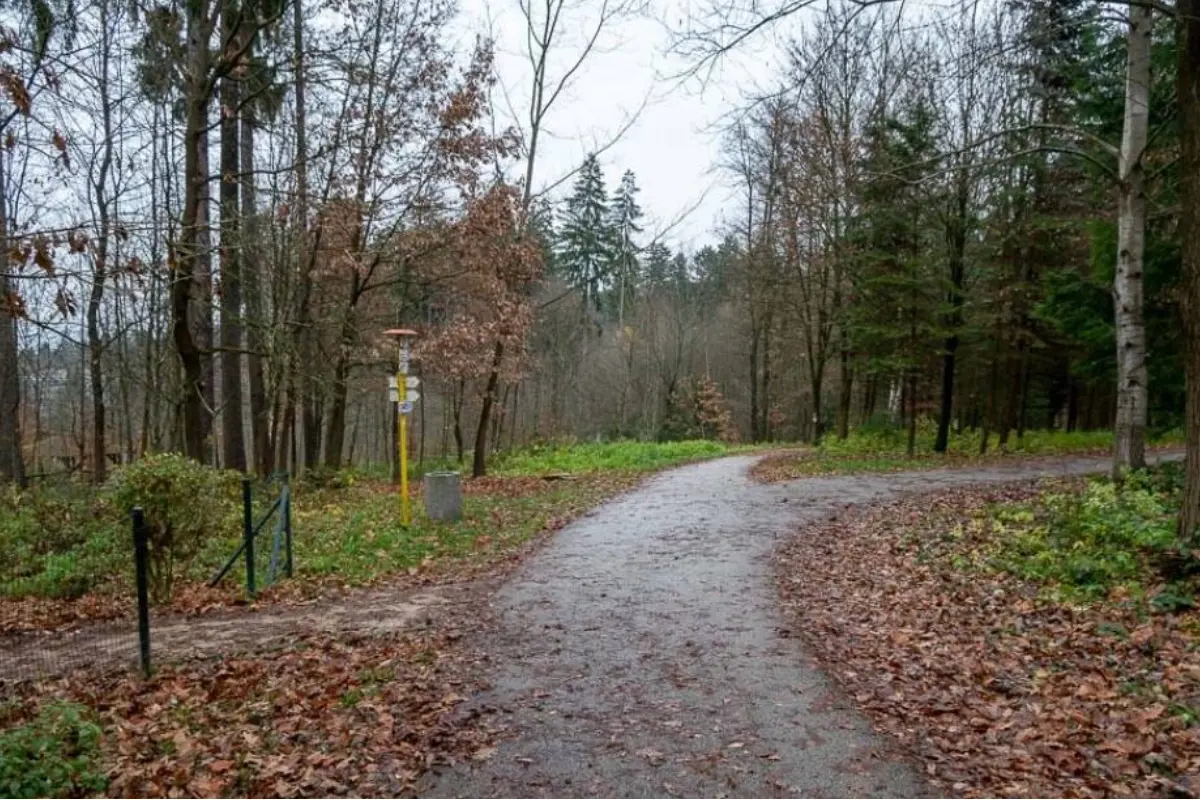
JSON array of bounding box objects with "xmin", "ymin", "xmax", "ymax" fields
[{"xmin": 777, "ymin": 484, "xmax": 1200, "ymax": 797}]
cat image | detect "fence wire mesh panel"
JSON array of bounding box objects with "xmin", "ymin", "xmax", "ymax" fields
[
  {"xmin": 209, "ymin": 474, "xmax": 293, "ymax": 598},
  {"xmin": 0, "ymin": 486, "xmax": 141, "ymax": 684},
  {"xmin": 3, "ymin": 471, "xmax": 294, "ymax": 687}
]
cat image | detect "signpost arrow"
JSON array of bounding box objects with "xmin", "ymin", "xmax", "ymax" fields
[
  {"xmin": 406, "ymin": 391, "xmax": 420, "ymax": 403},
  {"xmin": 406, "ymin": 376, "xmax": 420, "ymax": 389}
]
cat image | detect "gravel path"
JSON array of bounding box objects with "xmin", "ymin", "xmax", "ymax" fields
[{"xmin": 425, "ymin": 452, "xmax": 1179, "ymax": 799}]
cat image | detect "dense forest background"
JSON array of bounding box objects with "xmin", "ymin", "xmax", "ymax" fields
[{"xmin": 0, "ymin": 0, "xmax": 1193, "ymax": 489}]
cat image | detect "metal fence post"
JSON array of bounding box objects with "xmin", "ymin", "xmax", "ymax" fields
[
  {"xmin": 242, "ymin": 479, "xmax": 255, "ymax": 597},
  {"xmin": 283, "ymin": 473, "xmax": 293, "ymax": 578},
  {"xmin": 131, "ymin": 507, "xmax": 151, "ymax": 678}
]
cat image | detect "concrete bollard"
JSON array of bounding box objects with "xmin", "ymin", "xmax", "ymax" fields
[{"xmin": 424, "ymin": 471, "xmax": 463, "ymax": 522}]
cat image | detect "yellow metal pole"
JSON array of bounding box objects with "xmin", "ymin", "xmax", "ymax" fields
[{"xmin": 397, "ymin": 371, "xmax": 410, "ymax": 526}]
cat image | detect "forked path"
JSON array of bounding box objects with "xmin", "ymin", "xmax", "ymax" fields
[{"xmin": 426, "ymin": 453, "xmax": 1177, "ymax": 798}]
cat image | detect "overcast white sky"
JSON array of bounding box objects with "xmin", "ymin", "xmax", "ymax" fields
[{"xmin": 457, "ymin": 0, "xmax": 803, "ymax": 252}]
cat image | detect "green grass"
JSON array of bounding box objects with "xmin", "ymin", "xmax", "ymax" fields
[
  {"xmin": 293, "ymin": 481, "xmax": 623, "ymax": 585},
  {"xmin": 0, "ymin": 485, "xmax": 130, "ymax": 600},
  {"xmin": 491, "ymin": 439, "xmax": 735, "ymax": 476}
]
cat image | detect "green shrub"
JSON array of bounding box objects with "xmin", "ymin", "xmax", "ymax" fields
[
  {"xmin": 0, "ymin": 701, "xmax": 106, "ymax": 798},
  {"xmin": 108, "ymin": 453, "xmax": 239, "ymax": 603},
  {"xmin": 989, "ymin": 475, "xmax": 1177, "ymax": 598}
]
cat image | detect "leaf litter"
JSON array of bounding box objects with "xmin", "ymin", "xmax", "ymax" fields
[
  {"xmin": 776, "ymin": 482, "xmax": 1200, "ymax": 797},
  {"xmin": 6, "ymin": 626, "xmax": 498, "ymax": 797}
]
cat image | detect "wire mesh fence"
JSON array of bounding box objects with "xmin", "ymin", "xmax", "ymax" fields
[
  {"xmin": 1, "ymin": 474, "xmax": 293, "ymax": 686},
  {"xmin": 0, "ymin": 504, "xmax": 142, "ymax": 684}
]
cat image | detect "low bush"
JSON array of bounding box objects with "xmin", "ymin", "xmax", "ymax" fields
[
  {"xmin": 108, "ymin": 453, "xmax": 240, "ymax": 603},
  {"xmin": 0, "ymin": 701, "xmax": 106, "ymax": 798}
]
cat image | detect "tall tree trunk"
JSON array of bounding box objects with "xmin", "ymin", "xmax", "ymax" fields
[
  {"xmin": 1114, "ymin": 2, "xmax": 1151, "ymax": 479},
  {"xmin": 1067, "ymin": 378, "xmax": 1079, "ymax": 433},
  {"xmin": 999, "ymin": 344, "xmax": 1018, "ymax": 450},
  {"xmin": 276, "ymin": 388, "xmax": 294, "ymax": 473},
  {"xmin": 0, "ymin": 152, "xmax": 24, "ymax": 484},
  {"xmin": 174, "ymin": 6, "xmax": 215, "ymax": 461},
  {"xmin": 87, "ymin": 0, "xmax": 115, "ymax": 483},
  {"xmin": 748, "ymin": 320, "xmax": 760, "ymax": 441},
  {"xmin": 935, "ymin": 209, "xmax": 967, "ymax": 454},
  {"xmin": 292, "ymin": 0, "xmax": 317, "ymax": 473},
  {"xmin": 346, "ymin": 398, "xmax": 362, "ymax": 464},
  {"xmin": 195, "ymin": 129, "xmax": 215, "ymax": 463},
  {"xmin": 492, "ymin": 383, "xmax": 509, "ymax": 453},
  {"xmin": 420, "ymin": 376, "xmax": 429, "ymax": 466},
  {"xmin": 218, "ymin": 11, "xmax": 246, "ymax": 472},
  {"xmin": 836, "ymin": 347, "xmax": 852, "ymax": 440},
  {"xmin": 321, "ymin": 291, "xmax": 361, "ymax": 468},
  {"xmin": 935, "ymin": 334, "xmax": 958, "ymax": 454},
  {"xmin": 861, "ymin": 374, "xmax": 876, "ymax": 423},
  {"xmin": 810, "ymin": 369, "xmax": 823, "ymax": 444},
  {"xmin": 1017, "ymin": 348, "xmax": 1032, "ymax": 440},
  {"xmin": 906, "ymin": 374, "xmax": 916, "ymax": 457},
  {"xmin": 760, "ymin": 322, "xmax": 772, "ymax": 440},
  {"xmin": 241, "ymin": 100, "xmax": 270, "ymax": 476},
  {"xmin": 1177, "ymin": 0, "xmax": 1200, "ymax": 538},
  {"xmin": 509, "ymin": 383, "xmax": 520, "ymax": 451},
  {"xmin": 453, "ymin": 378, "xmax": 465, "ymax": 464},
  {"xmin": 472, "ymin": 341, "xmax": 504, "ymax": 478},
  {"xmin": 322, "ymin": 358, "xmax": 349, "ymax": 467}
]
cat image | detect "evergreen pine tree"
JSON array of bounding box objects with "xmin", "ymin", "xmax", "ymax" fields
[
  {"xmin": 850, "ymin": 95, "xmax": 941, "ymax": 453},
  {"xmin": 609, "ymin": 169, "xmax": 643, "ymax": 321},
  {"xmin": 529, "ymin": 197, "xmax": 559, "ymax": 278},
  {"xmin": 643, "ymin": 242, "xmax": 672, "ymax": 287},
  {"xmin": 559, "ymin": 153, "xmax": 615, "ymax": 310}
]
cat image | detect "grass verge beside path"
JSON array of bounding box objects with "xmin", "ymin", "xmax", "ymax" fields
[
  {"xmin": 777, "ymin": 465, "xmax": 1200, "ymax": 796},
  {"xmin": 752, "ymin": 427, "xmax": 1181, "ymax": 482},
  {"xmin": 1, "ymin": 440, "xmax": 742, "ymax": 633}
]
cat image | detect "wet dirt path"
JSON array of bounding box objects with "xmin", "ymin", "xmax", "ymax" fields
[
  {"xmin": 425, "ymin": 453, "xmax": 1178, "ymax": 799},
  {"xmin": 0, "ymin": 585, "xmax": 453, "ymax": 682}
]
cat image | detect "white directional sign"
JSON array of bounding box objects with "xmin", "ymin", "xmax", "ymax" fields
[{"xmin": 388, "ymin": 375, "xmax": 420, "ymax": 406}]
